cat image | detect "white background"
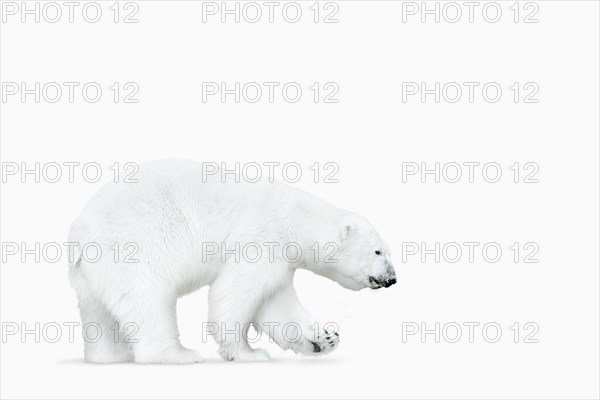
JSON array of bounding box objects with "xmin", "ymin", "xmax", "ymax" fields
[{"xmin": 1, "ymin": 1, "xmax": 599, "ymax": 399}]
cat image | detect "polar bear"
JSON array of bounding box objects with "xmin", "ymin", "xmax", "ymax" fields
[{"xmin": 68, "ymin": 159, "xmax": 396, "ymax": 364}]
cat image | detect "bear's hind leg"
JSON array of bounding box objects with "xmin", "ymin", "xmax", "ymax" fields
[
  {"xmin": 110, "ymin": 292, "xmax": 204, "ymax": 364},
  {"xmin": 77, "ymin": 296, "xmax": 133, "ymax": 363}
]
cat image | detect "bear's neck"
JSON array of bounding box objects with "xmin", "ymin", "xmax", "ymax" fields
[{"xmin": 281, "ymin": 185, "xmax": 345, "ymax": 269}]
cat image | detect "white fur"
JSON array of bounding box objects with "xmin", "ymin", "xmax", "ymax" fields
[{"xmin": 68, "ymin": 159, "xmax": 395, "ymax": 363}]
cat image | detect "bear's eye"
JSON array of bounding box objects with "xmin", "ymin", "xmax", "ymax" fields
[{"xmin": 375, "ymin": 250, "xmax": 382, "ymax": 255}]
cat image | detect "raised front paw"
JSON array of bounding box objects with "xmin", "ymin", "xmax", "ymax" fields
[{"xmin": 304, "ymin": 328, "xmax": 339, "ymax": 356}]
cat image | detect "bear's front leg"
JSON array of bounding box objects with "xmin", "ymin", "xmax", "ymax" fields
[
  {"xmin": 255, "ymin": 284, "xmax": 340, "ymax": 356},
  {"xmin": 207, "ymin": 266, "xmax": 276, "ymax": 362}
]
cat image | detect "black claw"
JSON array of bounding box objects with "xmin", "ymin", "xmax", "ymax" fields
[{"xmin": 310, "ymin": 341, "xmax": 321, "ymax": 353}]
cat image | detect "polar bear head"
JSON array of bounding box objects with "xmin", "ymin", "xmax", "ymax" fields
[{"xmin": 310, "ymin": 213, "xmax": 397, "ymax": 291}]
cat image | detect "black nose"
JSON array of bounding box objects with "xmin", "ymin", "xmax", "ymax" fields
[{"xmin": 383, "ymin": 278, "xmax": 397, "ymax": 288}]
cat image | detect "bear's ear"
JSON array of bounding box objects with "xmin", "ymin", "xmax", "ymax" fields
[{"xmin": 340, "ymin": 223, "xmax": 356, "ymax": 241}]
